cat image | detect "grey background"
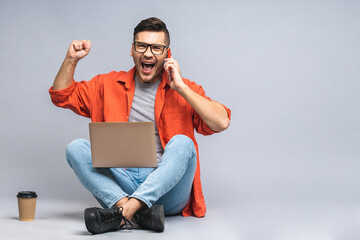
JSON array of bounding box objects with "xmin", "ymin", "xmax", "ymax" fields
[{"xmin": 0, "ymin": 0, "xmax": 360, "ymax": 238}]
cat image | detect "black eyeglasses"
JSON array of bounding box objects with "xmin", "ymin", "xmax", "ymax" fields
[{"xmin": 133, "ymin": 41, "xmax": 169, "ymax": 55}]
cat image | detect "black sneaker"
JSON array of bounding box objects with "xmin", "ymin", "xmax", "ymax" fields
[
  {"xmin": 133, "ymin": 205, "xmax": 165, "ymax": 232},
  {"xmin": 84, "ymin": 206, "xmax": 132, "ymax": 234}
]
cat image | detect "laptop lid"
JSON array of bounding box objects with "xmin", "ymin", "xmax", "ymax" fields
[{"xmin": 89, "ymin": 122, "xmax": 157, "ymax": 168}]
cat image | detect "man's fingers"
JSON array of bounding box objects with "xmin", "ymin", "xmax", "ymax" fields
[
  {"xmin": 73, "ymin": 41, "xmax": 84, "ymax": 51},
  {"xmin": 83, "ymin": 40, "xmax": 92, "ymax": 52},
  {"xmin": 67, "ymin": 40, "xmax": 92, "ymax": 61},
  {"xmin": 71, "ymin": 40, "xmax": 91, "ymax": 51},
  {"xmin": 164, "ymin": 59, "xmax": 182, "ymax": 77},
  {"xmin": 164, "ymin": 60, "xmax": 177, "ymax": 70}
]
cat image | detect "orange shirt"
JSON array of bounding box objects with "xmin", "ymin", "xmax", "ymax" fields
[{"xmin": 49, "ymin": 67, "xmax": 231, "ymax": 217}]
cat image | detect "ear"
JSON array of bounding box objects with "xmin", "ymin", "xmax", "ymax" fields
[{"xmin": 130, "ymin": 43, "xmax": 134, "ymax": 57}]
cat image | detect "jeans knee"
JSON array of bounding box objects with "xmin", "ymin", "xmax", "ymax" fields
[
  {"xmin": 169, "ymin": 134, "xmax": 196, "ymax": 159},
  {"xmin": 65, "ymin": 138, "xmax": 90, "ymax": 167}
]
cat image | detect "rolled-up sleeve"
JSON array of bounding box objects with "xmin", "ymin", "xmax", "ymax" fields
[
  {"xmin": 49, "ymin": 76, "xmax": 99, "ymax": 118},
  {"xmin": 191, "ymin": 83, "xmax": 231, "ymax": 135}
]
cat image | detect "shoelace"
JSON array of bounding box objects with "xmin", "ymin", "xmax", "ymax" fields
[
  {"xmin": 100, "ymin": 207, "xmax": 133, "ymax": 230},
  {"xmin": 101, "ymin": 208, "xmax": 121, "ymax": 223},
  {"xmin": 118, "ymin": 207, "xmax": 133, "ymax": 230}
]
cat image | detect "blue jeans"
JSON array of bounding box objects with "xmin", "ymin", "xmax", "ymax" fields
[{"xmin": 65, "ymin": 134, "xmax": 197, "ymax": 215}]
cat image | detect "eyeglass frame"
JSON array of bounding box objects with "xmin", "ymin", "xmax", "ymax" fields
[{"xmin": 133, "ymin": 41, "xmax": 169, "ymax": 55}]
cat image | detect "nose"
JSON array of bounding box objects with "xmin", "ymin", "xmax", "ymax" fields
[{"xmin": 143, "ymin": 46, "xmax": 154, "ymax": 57}]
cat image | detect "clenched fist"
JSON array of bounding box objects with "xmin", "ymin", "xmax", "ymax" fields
[{"xmin": 66, "ymin": 40, "xmax": 92, "ymax": 62}]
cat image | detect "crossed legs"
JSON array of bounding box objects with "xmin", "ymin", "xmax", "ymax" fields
[{"xmin": 65, "ymin": 134, "xmax": 197, "ymax": 221}]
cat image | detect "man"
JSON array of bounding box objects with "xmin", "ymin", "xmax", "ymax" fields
[{"xmin": 49, "ymin": 17, "xmax": 231, "ymax": 234}]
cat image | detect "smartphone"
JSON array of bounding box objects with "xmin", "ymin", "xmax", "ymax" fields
[{"xmin": 164, "ymin": 48, "xmax": 172, "ymax": 81}]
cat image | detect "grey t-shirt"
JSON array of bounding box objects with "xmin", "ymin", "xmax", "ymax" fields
[{"xmin": 128, "ymin": 76, "xmax": 164, "ymax": 163}]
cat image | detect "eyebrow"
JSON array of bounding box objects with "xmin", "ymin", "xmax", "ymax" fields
[{"xmin": 135, "ymin": 41, "xmax": 166, "ymax": 46}]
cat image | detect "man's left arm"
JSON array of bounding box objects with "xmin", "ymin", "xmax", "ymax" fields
[{"xmin": 164, "ymin": 58, "xmax": 230, "ymax": 132}]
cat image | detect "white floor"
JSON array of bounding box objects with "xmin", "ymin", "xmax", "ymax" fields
[{"xmin": 1, "ymin": 197, "xmax": 360, "ymax": 240}]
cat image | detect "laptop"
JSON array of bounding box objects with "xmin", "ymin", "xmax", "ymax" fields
[{"xmin": 89, "ymin": 122, "xmax": 157, "ymax": 168}]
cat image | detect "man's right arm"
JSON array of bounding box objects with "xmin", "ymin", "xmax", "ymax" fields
[{"xmin": 52, "ymin": 40, "xmax": 92, "ymax": 90}]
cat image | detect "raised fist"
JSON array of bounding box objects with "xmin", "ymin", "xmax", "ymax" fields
[{"xmin": 66, "ymin": 40, "xmax": 92, "ymax": 61}]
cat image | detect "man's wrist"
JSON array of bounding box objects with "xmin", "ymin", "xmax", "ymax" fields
[
  {"xmin": 175, "ymin": 82, "xmax": 190, "ymax": 97},
  {"xmin": 64, "ymin": 55, "xmax": 79, "ymax": 66}
]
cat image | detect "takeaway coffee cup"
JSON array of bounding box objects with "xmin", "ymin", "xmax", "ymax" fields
[{"xmin": 17, "ymin": 191, "xmax": 37, "ymax": 221}]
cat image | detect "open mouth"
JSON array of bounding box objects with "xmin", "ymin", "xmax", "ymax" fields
[{"xmin": 141, "ymin": 62, "xmax": 155, "ymax": 73}]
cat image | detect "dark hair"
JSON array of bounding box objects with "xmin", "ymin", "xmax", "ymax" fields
[{"xmin": 133, "ymin": 17, "xmax": 170, "ymax": 46}]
